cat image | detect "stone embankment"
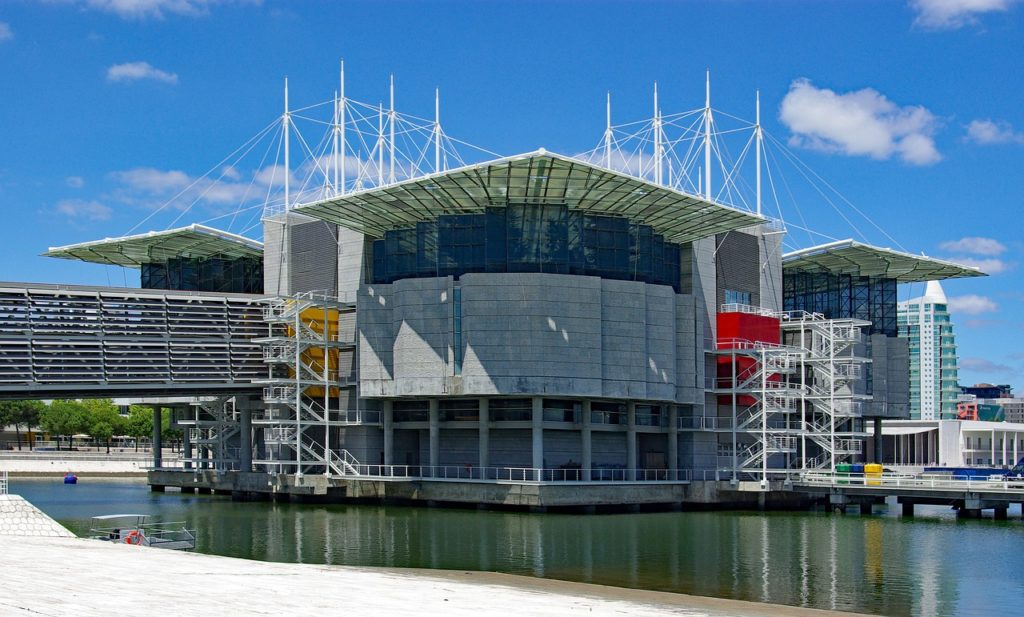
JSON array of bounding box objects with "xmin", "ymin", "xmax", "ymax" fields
[{"xmin": 0, "ymin": 494, "xmax": 75, "ymax": 537}]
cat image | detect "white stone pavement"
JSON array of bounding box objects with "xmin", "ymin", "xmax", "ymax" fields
[{"xmin": 0, "ymin": 534, "xmax": 867, "ymax": 617}]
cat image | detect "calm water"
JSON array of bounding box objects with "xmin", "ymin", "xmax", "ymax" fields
[{"xmin": 11, "ymin": 478, "xmax": 1024, "ymax": 617}]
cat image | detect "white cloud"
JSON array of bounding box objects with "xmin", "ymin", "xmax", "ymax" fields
[
  {"xmin": 943, "ymin": 256, "xmax": 1013, "ymax": 274},
  {"xmin": 0, "ymin": 21, "xmax": 13, "ymax": 42},
  {"xmin": 779, "ymin": 79, "xmax": 941, "ymax": 166},
  {"xmin": 965, "ymin": 119, "xmax": 1024, "ymax": 144},
  {"xmin": 55, "ymin": 198, "xmax": 112, "ymax": 221},
  {"xmin": 65, "ymin": 176, "xmax": 85, "ymax": 189},
  {"xmin": 960, "ymin": 357, "xmax": 1015, "ymax": 375},
  {"xmin": 947, "ymin": 294, "xmax": 999, "ymax": 314},
  {"xmin": 106, "ymin": 61, "xmax": 179, "ymax": 84},
  {"xmin": 66, "ymin": 1, "xmax": 257, "ymax": 20},
  {"xmin": 939, "ymin": 236, "xmax": 1006, "ymax": 255},
  {"xmin": 910, "ymin": 0, "xmax": 1017, "ymax": 30}
]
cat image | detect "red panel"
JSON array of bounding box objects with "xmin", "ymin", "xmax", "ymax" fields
[{"xmin": 716, "ymin": 312, "xmax": 781, "ymax": 347}]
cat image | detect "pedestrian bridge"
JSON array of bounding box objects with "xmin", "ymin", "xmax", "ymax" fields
[
  {"xmin": 0, "ymin": 282, "xmax": 266, "ymax": 400},
  {"xmin": 793, "ymin": 471, "xmax": 1024, "ymax": 518}
]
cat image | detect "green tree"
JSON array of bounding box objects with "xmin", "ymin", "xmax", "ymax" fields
[
  {"xmin": 161, "ymin": 408, "xmax": 182, "ymax": 451},
  {"xmin": 82, "ymin": 399, "xmax": 123, "ymax": 454},
  {"xmin": 124, "ymin": 406, "xmax": 154, "ymax": 452},
  {"xmin": 41, "ymin": 400, "xmax": 88, "ymax": 451},
  {"xmin": 0, "ymin": 400, "xmax": 44, "ymax": 451}
]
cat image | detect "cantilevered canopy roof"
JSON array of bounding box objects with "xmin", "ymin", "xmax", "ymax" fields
[
  {"xmin": 43, "ymin": 224, "xmax": 263, "ymax": 268},
  {"xmin": 782, "ymin": 239, "xmax": 985, "ymax": 283},
  {"xmin": 293, "ymin": 150, "xmax": 765, "ymax": 244}
]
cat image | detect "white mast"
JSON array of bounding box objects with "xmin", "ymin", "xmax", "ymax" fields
[
  {"xmin": 283, "ymin": 77, "xmax": 290, "ymax": 210},
  {"xmin": 388, "ymin": 74, "xmax": 396, "ymax": 184},
  {"xmin": 604, "ymin": 91, "xmax": 612, "ymax": 169},
  {"xmin": 332, "ymin": 91, "xmax": 339, "ymax": 196},
  {"xmin": 434, "ymin": 88, "xmax": 441, "ymax": 173},
  {"xmin": 653, "ymin": 82, "xmax": 662, "ymax": 185},
  {"xmin": 704, "ymin": 70, "xmax": 712, "ymax": 201},
  {"xmin": 377, "ymin": 103, "xmax": 384, "ymax": 186},
  {"xmin": 755, "ymin": 90, "xmax": 762, "ymax": 216},
  {"xmin": 340, "ymin": 59, "xmax": 346, "ymax": 196}
]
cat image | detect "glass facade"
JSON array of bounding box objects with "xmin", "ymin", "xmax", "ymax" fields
[
  {"xmin": 783, "ymin": 271, "xmax": 897, "ymax": 336},
  {"xmin": 371, "ymin": 205, "xmax": 682, "ymax": 291},
  {"xmin": 140, "ymin": 256, "xmax": 263, "ymax": 294}
]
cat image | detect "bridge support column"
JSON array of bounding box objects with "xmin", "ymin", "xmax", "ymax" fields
[
  {"xmin": 872, "ymin": 417, "xmax": 883, "ymax": 463},
  {"xmin": 239, "ymin": 404, "xmax": 252, "ymax": 473},
  {"xmin": 152, "ymin": 407, "xmax": 162, "ymax": 469},
  {"xmin": 956, "ymin": 507, "xmax": 981, "ymax": 519},
  {"xmin": 900, "ymin": 501, "xmax": 914, "ymax": 517},
  {"xmin": 429, "ymin": 399, "xmax": 440, "ymax": 473},
  {"xmin": 668, "ymin": 405, "xmax": 678, "ymax": 481},
  {"xmin": 182, "ymin": 418, "xmax": 193, "ymax": 471},
  {"xmin": 829, "ymin": 492, "xmax": 847, "ymax": 514},
  {"xmin": 478, "ymin": 399, "xmax": 489, "ymax": 472},
  {"xmin": 581, "ymin": 400, "xmax": 592, "ymax": 482},
  {"xmin": 532, "ymin": 397, "xmax": 544, "ymax": 481},
  {"xmin": 627, "ymin": 402, "xmax": 637, "ymax": 481},
  {"xmin": 383, "ymin": 400, "xmax": 394, "ymax": 466},
  {"xmin": 994, "ymin": 506, "xmax": 1008, "ymax": 520}
]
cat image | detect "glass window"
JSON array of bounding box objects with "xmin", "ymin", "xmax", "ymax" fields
[{"xmin": 725, "ymin": 289, "xmax": 752, "ymax": 305}]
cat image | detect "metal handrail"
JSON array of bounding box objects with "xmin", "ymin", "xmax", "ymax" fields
[
  {"xmin": 326, "ymin": 464, "xmax": 692, "ymax": 483},
  {"xmin": 798, "ymin": 471, "xmax": 1024, "ymax": 493},
  {"xmin": 0, "ymin": 470, "xmax": 7, "ymax": 495}
]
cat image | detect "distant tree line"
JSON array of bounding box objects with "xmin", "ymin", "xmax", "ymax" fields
[{"xmin": 0, "ymin": 400, "xmax": 181, "ymax": 453}]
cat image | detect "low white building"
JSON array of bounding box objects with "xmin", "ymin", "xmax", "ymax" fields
[{"xmin": 872, "ymin": 419, "xmax": 1024, "ymax": 468}]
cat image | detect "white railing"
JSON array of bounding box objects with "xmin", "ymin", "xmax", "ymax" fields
[
  {"xmin": 720, "ymin": 303, "xmax": 780, "ymax": 318},
  {"xmin": 330, "ymin": 465, "xmax": 692, "ymax": 483},
  {"xmin": 0, "ymin": 470, "xmax": 7, "ymax": 494},
  {"xmin": 799, "ymin": 471, "xmax": 1024, "ymax": 494},
  {"xmin": 0, "ymin": 452, "xmax": 180, "ymax": 463}
]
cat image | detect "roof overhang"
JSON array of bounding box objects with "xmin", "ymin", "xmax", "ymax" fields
[
  {"xmin": 293, "ymin": 150, "xmax": 766, "ymax": 244},
  {"xmin": 782, "ymin": 239, "xmax": 985, "ymax": 283},
  {"xmin": 43, "ymin": 224, "xmax": 263, "ymax": 268}
]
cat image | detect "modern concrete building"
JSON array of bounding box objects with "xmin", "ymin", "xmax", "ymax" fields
[
  {"xmin": 897, "ymin": 281, "xmax": 959, "ymax": 420},
  {"xmin": 0, "ymin": 85, "xmax": 990, "ymax": 507}
]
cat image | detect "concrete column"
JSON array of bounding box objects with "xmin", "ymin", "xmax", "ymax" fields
[
  {"xmin": 182, "ymin": 415, "xmax": 193, "ymax": 471},
  {"xmin": 901, "ymin": 500, "xmax": 914, "ymax": 517},
  {"xmin": 872, "ymin": 417, "xmax": 883, "ymax": 464},
  {"xmin": 668, "ymin": 406, "xmax": 679, "ymax": 481},
  {"xmin": 627, "ymin": 401, "xmax": 637, "ymax": 481},
  {"xmin": 429, "ymin": 399, "xmax": 440, "ymax": 474},
  {"xmin": 478, "ymin": 398, "xmax": 489, "ymax": 472},
  {"xmin": 581, "ymin": 400, "xmax": 592, "ymax": 481},
  {"xmin": 532, "ymin": 397, "xmax": 544, "ymax": 480},
  {"xmin": 383, "ymin": 400, "xmax": 394, "ymax": 466},
  {"xmin": 152, "ymin": 406, "xmax": 163, "ymax": 469},
  {"xmin": 994, "ymin": 506, "xmax": 1008, "ymax": 520},
  {"xmin": 239, "ymin": 405, "xmax": 252, "ymax": 473}
]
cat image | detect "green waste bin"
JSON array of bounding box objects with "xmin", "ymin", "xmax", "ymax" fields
[{"xmin": 836, "ymin": 463, "xmax": 852, "ymax": 485}]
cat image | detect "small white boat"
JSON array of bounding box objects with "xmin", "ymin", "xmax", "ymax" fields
[{"xmin": 89, "ymin": 514, "xmax": 197, "ymax": 551}]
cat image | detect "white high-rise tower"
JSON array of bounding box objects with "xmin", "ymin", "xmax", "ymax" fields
[{"xmin": 898, "ymin": 281, "xmax": 960, "ymax": 420}]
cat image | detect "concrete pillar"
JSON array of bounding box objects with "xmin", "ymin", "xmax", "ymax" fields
[
  {"xmin": 478, "ymin": 398, "xmax": 489, "ymax": 472},
  {"xmin": 627, "ymin": 401, "xmax": 637, "ymax": 481},
  {"xmin": 182, "ymin": 417, "xmax": 193, "ymax": 471},
  {"xmin": 581, "ymin": 400, "xmax": 592, "ymax": 482},
  {"xmin": 532, "ymin": 397, "xmax": 544, "ymax": 480},
  {"xmin": 239, "ymin": 405, "xmax": 252, "ymax": 473},
  {"xmin": 994, "ymin": 506, "xmax": 1008, "ymax": 520},
  {"xmin": 901, "ymin": 501, "xmax": 914, "ymax": 517},
  {"xmin": 152, "ymin": 406, "xmax": 163, "ymax": 469},
  {"xmin": 668, "ymin": 406, "xmax": 679, "ymax": 481},
  {"xmin": 872, "ymin": 417, "xmax": 883, "ymax": 464},
  {"xmin": 383, "ymin": 400, "xmax": 394, "ymax": 466},
  {"xmin": 429, "ymin": 399, "xmax": 440, "ymax": 474}
]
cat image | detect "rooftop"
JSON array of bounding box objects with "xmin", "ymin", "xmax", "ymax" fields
[
  {"xmin": 782, "ymin": 239, "xmax": 985, "ymax": 283},
  {"xmin": 293, "ymin": 150, "xmax": 766, "ymax": 244},
  {"xmin": 43, "ymin": 224, "xmax": 263, "ymax": 268}
]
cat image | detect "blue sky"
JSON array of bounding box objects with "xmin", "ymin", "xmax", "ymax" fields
[{"xmin": 0, "ymin": 0, "xmax": 1022, "ymax": 390}]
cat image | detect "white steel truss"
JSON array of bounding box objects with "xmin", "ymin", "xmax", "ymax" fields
[
  {"xmin": 254, "ymin": 291, "xmax": 374, "ymax": 479},
  {"xmin": 712, "ymin": 305, "xmax": 871, "ymax": 486}
]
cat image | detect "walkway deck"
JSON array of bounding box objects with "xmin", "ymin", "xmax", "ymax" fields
[{"xmin": 0, "ymin": 535, "xmax": 868, "ymax": 617}]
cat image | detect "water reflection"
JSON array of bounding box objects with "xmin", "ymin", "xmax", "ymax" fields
[{"xmin": 13, "ymin": 479, "xmax": 1022, "ymax": 617}]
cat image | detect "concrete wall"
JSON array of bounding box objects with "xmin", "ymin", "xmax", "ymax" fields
[{"xmin": 358, "ymin": 273, "xmax": 703, "ymax": 403}]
